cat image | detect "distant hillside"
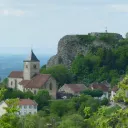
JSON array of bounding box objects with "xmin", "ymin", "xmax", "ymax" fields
[{"xmin": 47, "ymin": 33, "xmax": 123, "ymax": 68}]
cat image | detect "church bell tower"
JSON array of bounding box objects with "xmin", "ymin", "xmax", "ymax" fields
[{"xmin": 23, "ymin": 50, "xmax": 40, "ymax": 80}]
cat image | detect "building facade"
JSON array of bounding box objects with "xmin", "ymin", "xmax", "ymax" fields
[
  {"xmin": 18, "ymin": 99, "xmax": 37, "ymax": 115},
  {"xmin": 59, "ymin": 84, "xmax": 87, "ymax": 95},
  {"xmin": 8, "ymin": 50, "xmax": 57, "ymax": 99},
  {"xmin": 0, "ymin": 99, "xmax": 38, "ymax": 116}
]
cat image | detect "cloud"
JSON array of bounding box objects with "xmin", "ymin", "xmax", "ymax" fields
[
  {"xmin": 0, "ymin": 9, "xmax": 25, "ymax": 16},
  {"xmin": 108, "ymin": 4, "xmax": 128, "ymax": 13}
]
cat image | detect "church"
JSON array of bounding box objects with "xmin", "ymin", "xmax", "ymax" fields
[{"xmin": 8, "ymin": 50, "xmax": 57, "ymax": 99}]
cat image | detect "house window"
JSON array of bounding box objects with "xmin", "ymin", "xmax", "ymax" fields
[
  {"xmin": 15, "ymin": 79, "xmax": 17, "ymax": 89},
  {"xmin": 24, "ymin": 105, "xmax": 27, "ymax": 109},
  {"xmin": 49, "ymin": 83, "xmax": 52, "ymax": 90},
  {"xmin": 34, "ymin": 90, "xmax": 36, "ymax": 95},
  {"xmin": 29, "ymin": 105, "xmax": 32, "ymax": 109},
  {"xmin": 26, "ymin": 65, "xmax": 28, "ymax": 68},
  {"xmin": 11, "ymin": 81, "xmax": 13, "ymax": 85},
  {"xmin": 34, "ymin": 106, "xmax": 37, "ymax": 109},
  {"xmin": 33, "ymin": 64, "xmax": 37, "ymax": 69}
]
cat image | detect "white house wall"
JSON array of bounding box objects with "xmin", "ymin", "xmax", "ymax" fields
[
  {"xmin": 18, "ymin": 105, "xmax": 37, "ymax": 116},
  {"xmin": 8, "ymin": 78, "xmax": 23, "ymax": 89},
  {"xmin": 0, "ymin": 101, "xmax": 7, "ymax": 117}
]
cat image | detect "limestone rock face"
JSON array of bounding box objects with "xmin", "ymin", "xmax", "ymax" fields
[{"xmin": 47, "ymin": 33, "xmax": 123, "ymax": 68}]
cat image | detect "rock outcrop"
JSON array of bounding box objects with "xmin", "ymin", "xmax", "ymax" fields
[{"xmin": 47, "ymin": 33, "xmax": 123, "ymax": 68}]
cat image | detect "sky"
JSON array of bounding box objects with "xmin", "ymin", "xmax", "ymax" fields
[{"xmin": 0, "ymin": 0, "xmax": 128, "ymax": 55}]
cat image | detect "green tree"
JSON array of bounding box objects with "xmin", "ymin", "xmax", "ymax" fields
[
  {"xmin": 34, "ymin": 89, "xmax": 51, "ymax": 110},
  {"xmin": 50, "ymin": 100, "xmax": 70, "ymax": 117},
  {"xmin": 40, "ymin": 64, "xmax": 72, "ymax": 88},
  {"xmin": 0, "ymin": 98, "xmax": 19, "ymax": 128},
  {"xmin": 81, "ymin": 89, "xmax": 103, "ymax": 97},
  {"xmin": 58, "ymin": 114, "xmax": 85, "ymax": 128}
]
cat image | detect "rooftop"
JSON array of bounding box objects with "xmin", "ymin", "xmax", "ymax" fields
[
  {"xmin": 90, "ymin": 83, "xmax": 109, "ymax": 92},
  {"xmin": 19, "ymin": 99, "xmax": 38, "ymax": 106},
  {"xmin": 8, "ymin": 71, "xmax": 23, "ymax": 78},
  {"xmin": 24, "ymin": 49, "xmax": 39, "ymax": 62},
  {"xmin": 19, "ymin": 74, "xmax": 51, "ymax": 88},
  {"xmin": 64, "ymin": 84, "xmax": 87, "ymax": 93}
]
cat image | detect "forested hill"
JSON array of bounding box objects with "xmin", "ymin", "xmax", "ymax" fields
[{"xmin": 41, "ymin": 33, "xmax": 128, "ymax": 87}]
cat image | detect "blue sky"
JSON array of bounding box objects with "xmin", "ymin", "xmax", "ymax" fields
[{"xmin": 0, "ymin": 0, "xmax": 128, "ymax": 55}]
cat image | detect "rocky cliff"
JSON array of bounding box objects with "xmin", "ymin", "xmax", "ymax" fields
[{"xmin": 47, "ymin": 33, "xmax": 123, "ymax": 68}]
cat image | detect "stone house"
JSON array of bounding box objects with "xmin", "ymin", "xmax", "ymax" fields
[
  {"xmin": 0, "ymin": 99, "xmax": 38, "ymax": 116},
  {"xmin": 59, "ymin": 84, "xmax": 87, "ymax": 95},
  {"xmin": 90, "ymin": 83, "xmax": 109, "ymax": 99},
  {"xmin": 8, "ymin": 50, "xmax": 57, "ymax": 99}
]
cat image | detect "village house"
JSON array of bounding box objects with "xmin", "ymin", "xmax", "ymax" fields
[
  {"xmin": 58, "ymin": 84, "xmax": 87, "ymax": 96},
  {"xmin": 110, "ymin": 86, "xmax": 118, "ymax": 101},
  {"xmin": 90, "ymin": 83, "xmax": 109, "ymax": 99},
  {"xmin": 0, "ymin": 99, "xmax": 38, "ymax": 116},
  {"xmin": 8, "ymin": 50, "xmax": 57, "ymax": 99},
  {"xmin": 18, "ymin": 99, "xmax": 37, "ymax": 115}
]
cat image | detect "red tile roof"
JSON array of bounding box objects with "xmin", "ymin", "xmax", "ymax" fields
[
  {"xmin": 19, "ymin": 99, "xmax": 37, "ymax": 106},
  {"xmin": 90, "ymin": 83, "xmax": 109, "ymax": 92},
  {"xmin": 65, "ymin": 84, "xmax": 87, "ymax": 93},
  {"xmin": 19, "ymin": 80, "xmax": 30, "ymax": 87},
  {"xmin": 112, "ymin": 86, "xmax": 118, "ymax": 92},
  {"xmin": 8, "ymin": 71, "xmax": 23, "ymax": 78},
  {"xmin": 19, "ymin": 74, "xmax": 51, "ymax": 88}
]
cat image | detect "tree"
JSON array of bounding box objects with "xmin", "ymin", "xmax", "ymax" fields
[
  {"xmin": 101, "ymin": 98, "xmax": 109, "ymax": 105},
  {"xmin": 81, "ymin": 89, "xmax": 103, "ymax": 97},
  {"xmin": 34, "ymin": 89, "xmax": 51, "ymax": 110},
  {"xmin": 0, "ymin": 88, "xmax": 6, "ymax": 101},
  {"xmin": 114, "ymin": 75, "xmax": 128, "ymax": 103},
  {"xmin": 0, "ymin": 78, "xmax": 8, "ymax": 88},
  {"xmin": 0, "ymin": 98, "xmax": 19, "ymax": 128},
  {"xmin": 58, "ymin": 114, "xmax": 85, "ymax": 128},
  {"xmin": 50, "ymin": 100, "xmax": 70, "ymax": 117},
  {"xmin": 40, "ymin": 64, "xmax": 72, "ymax": 88}
]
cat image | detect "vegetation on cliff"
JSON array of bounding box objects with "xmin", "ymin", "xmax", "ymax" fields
[
  {"xmin": 71, "ymin": 43, "xmax": 128, "ymax": 86},
  {"xmin": 45, "ymin": 33, "xmax": 128, "ymax": 87}
]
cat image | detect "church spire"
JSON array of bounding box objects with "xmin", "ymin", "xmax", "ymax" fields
[{"xmin": 28, "ymin": 49, "xmax": 39, "ymax": 62}]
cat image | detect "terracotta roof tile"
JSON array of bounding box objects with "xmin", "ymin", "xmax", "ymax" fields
[
  {"xmin": 65, "ymin": 84, "xmax": 87, "ymax": 93},
  {"xmin": 19, "ymin": 80, "xmax": 30, "ymax": 86},
  {"xmin": 19, "ymin": 99, "xmax": 37, "ymax": 106},
  {"xmin": 91, "ymin": 83, "xmax": 109, "ymax": 92},
  {"xmin": 8, "ymin": 71, "xmax": 23, "ymax": 78},
  {"xmin": 24, "ymin": 74, "xmax": 51, "ymax": 88}
]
